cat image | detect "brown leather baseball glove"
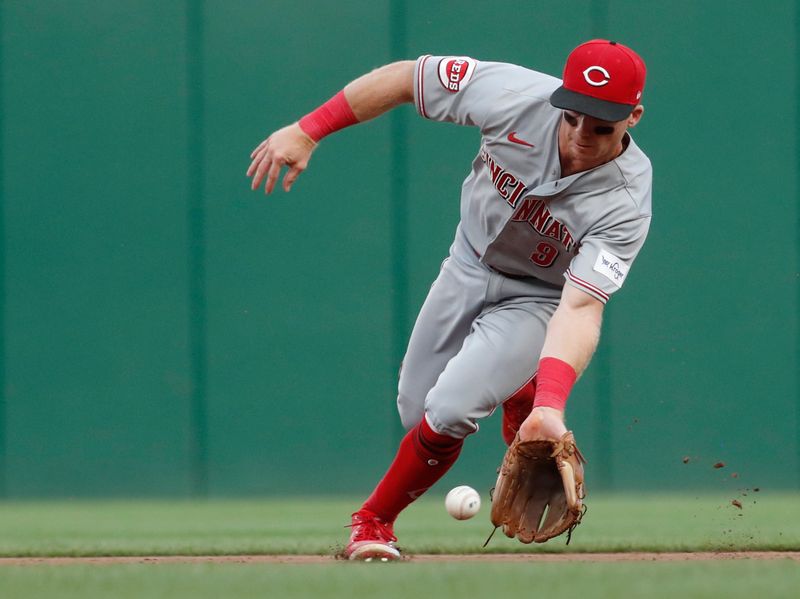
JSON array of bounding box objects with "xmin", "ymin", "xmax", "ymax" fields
[{"xmin": 489, "ymin": 432, "xmax": 586, "ymax": 544}]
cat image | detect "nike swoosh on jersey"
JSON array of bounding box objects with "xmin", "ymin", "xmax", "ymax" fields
[{"xmin": 507, "ymin": 132, "xmax": 535, "ymax": 148}]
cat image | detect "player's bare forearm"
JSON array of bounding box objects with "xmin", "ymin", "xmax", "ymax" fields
[
  {"xmin": 519, "ymin": 287, "xmax": 603, "ymax": 441},
  {"xmin": 540, "ymin": 284, "xmax": 604, "ymax": 377},
  {"xmin": 344, "ymin": 61, "xmax": 415, "ymax": 121},
  {"xmin": 247, "ymin": 61, "xmax": 414, "ymax": 194}
]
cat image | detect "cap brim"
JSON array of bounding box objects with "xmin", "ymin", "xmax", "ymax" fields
[{"xmin": 549, "ymin": 86, "xmax": 634, "ymax": 122}]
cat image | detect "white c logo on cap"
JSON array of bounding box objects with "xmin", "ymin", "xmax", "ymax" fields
[{"xmin": 582, "ymin": 66, "xmax": 610, "ymax": 87}]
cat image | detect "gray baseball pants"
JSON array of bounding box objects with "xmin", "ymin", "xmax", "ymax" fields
[{"xmin": 397, "ymin": 226, "xmax": 561, "ymax": 438}]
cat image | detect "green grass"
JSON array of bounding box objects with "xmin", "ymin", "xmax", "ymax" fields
[
  {"xmin": 1, "ymin": 561, "xmax": 800, "ymax": 599},
  {"xmin": 0, "ymin": 492, "xmax": 796, "ymax": 556},
  {"xmin": 0, "ymin": 493, "xmax": 798, "ymax": 599}
]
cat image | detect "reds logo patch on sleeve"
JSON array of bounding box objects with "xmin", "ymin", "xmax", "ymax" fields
[
  {"xmin": 593, "ymin": 249, "xmax": 630, "ymax": 288},
  {"xmin": 438, "ymin": 57, "xmax": 477, "ymax": 92}
]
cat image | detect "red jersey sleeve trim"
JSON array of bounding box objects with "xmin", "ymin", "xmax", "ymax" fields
[
  {"xmin": 565, "ymin": 269, "xmax": 610, "ymax": 304},
  {"xmin": 416, "ymin": 55, "xmax": 432, "ymax": 119}
]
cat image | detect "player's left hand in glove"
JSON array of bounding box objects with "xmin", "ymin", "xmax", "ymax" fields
[{"xmin": 489, "ymin": 430, "xmax": 586, "ymax": 544}]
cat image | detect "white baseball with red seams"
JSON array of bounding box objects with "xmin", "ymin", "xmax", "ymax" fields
[{"xmin": 445, "ymin": 486, "xmax": 481, "ymax": 520}]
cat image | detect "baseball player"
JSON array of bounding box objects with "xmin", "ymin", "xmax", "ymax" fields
[{"xmin": 247, "ymin": 39, "xmax": 651, "ymax": 560}]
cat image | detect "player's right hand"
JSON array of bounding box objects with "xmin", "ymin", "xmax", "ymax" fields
[
  {"xmin": 518, "ymin": 406, "xmax": 567, "ymax": 442},
  {"xmin": 247, "ymin": 123, "xmax": 317, "ymax": 194}
]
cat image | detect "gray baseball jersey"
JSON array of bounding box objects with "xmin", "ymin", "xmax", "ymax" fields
[
  {"xmin": 415, "ymin": 55, "xmax": 651, "ymax": 302},
  {"xmin": 397, "ymin": 55, "xmax": 652, "ymax": 438}
]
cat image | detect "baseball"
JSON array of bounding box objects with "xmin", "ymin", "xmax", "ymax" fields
[{"xmin": 445, "ymin": 485, "xmax": 481, "ymax": 520}]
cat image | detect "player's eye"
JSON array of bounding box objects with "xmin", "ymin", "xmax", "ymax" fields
[{"xmin": 562, "ymin": 112, "xmax": 615, "ymax": 136}]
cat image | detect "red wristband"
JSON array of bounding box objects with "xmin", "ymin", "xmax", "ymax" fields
[
  {"xmin": 532, "ymin": 357, "xmax": 577, "ymax": 412},
  {"xmin": 298, "ymin": 90, "xmax": 359, "ymax": 142}
]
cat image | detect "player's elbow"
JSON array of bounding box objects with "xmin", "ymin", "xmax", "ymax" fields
[
  {"xmin": 380, "ymin": 61, "xmax": 415, "ymax": 104},
  {"xmin": 371, "ymin": 62, "xmax": 415, "ymax": 97}
]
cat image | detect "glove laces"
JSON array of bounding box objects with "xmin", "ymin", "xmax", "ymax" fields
[{"xmin": 550, "ymin": 434, "xmax": 587, "ymax": 464}]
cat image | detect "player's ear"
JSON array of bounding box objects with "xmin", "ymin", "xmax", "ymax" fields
[{"xmin": 626, "ymin": 105, "xmax": 644, "ymax": 128}]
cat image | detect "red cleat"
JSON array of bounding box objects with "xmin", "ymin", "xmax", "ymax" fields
[{"xmin": 343, "ymin": 510, "xmax": 401, "ymax": 561}]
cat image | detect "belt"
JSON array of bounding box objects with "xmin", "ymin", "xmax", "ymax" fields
[
  {"xmin": 471, "ymin": 248, "xmax": 530, "ymax": 280},
  {"xmin": 491, "ymin": 267, "xmax": 531, "ymax": 280}
]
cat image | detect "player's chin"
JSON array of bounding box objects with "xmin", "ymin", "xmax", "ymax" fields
[{"xmin": 573, "ymin": 144, "xmax": 605, "ymax": 160}]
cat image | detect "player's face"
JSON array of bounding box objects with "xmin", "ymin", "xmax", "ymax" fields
[{"xmin": 558, "ymin": 106, "xmax": 643, "ymax": 171}]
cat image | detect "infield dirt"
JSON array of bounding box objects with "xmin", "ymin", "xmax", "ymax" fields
[{"xmin": 1, "ymin": 552, "xmax": 799, "ymax": 566}]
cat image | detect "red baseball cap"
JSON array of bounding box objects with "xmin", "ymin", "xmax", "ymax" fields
[{"xmin": 550, "ymin": 39, "xmax": 646, "ymax": 122}]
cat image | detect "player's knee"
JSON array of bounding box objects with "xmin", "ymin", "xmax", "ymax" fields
[
  {"xmin": 396, "ymin": 393, "xmax": 423, "ymax": 431},
  {"xmin": 423, "ymin": 398, "xmax": 478, "ymax": 439}
]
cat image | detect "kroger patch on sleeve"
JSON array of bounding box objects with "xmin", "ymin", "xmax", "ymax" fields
[{"xmin": 593, "ymin": 250, "xmax": 630, "ymax": 288}]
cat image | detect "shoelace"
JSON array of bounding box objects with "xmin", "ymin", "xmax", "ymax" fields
[{"xmin": 347, "ymin": 516, "xmax": 397, "ymax": 543}]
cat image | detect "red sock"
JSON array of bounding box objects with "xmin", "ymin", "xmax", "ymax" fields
[
  {"xmin": 502, "ymin": 379, "xmax": 535, "ymax": 446},
  {"xmin": 361, "ymin": 417, "xmax": 464, "ymax": 523}
]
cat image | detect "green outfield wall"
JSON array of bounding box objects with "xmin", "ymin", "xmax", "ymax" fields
[{"xmin": 0, "ymin": 0, "xmax": 797, "ymax": 497}]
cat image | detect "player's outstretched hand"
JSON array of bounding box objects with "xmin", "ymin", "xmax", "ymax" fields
[
  {"xmin": 518, "ymin": 406, "xmax": 567, "ymax": 442},
  {"xmin": 491, "ymin": 406, "xmax": 586, "ymax": 544},
  {"xmin": 247, "ymin": 123, "xmax": 317, "ymax": 194}
]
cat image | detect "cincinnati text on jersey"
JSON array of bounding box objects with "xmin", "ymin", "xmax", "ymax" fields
[
  {"xmin": 479, "ymin": 148, "xmax": 577, "ymax": 253},
  {"xmin": 479, "ymin": 148, "xmax": 529, "ymax": 208},
  {"xmin": 511, "ymin": 197, "xmax": 576, "ymax": 253}
]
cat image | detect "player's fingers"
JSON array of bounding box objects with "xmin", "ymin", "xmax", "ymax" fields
[
  {"xmin": 247, "ymin": 143, "xmax": 271, "ymax": 177},
  {"xmin": 282, "ymin": 164, "xmax": 304, "ymax": 192},
  {"xmin": 249, "ymin": 137, "xmax": 270, "ymax": 159},
  {"xmin": 250, "ymin": 154, "xmax": 274, "ymax": 190},
  {"xmin": 246, "ymin": 152, "xmax": 265, "ymax": 178},
  {"xmin": 264, "ymin": 158, "xmax": 284, "ymax": 194}
]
